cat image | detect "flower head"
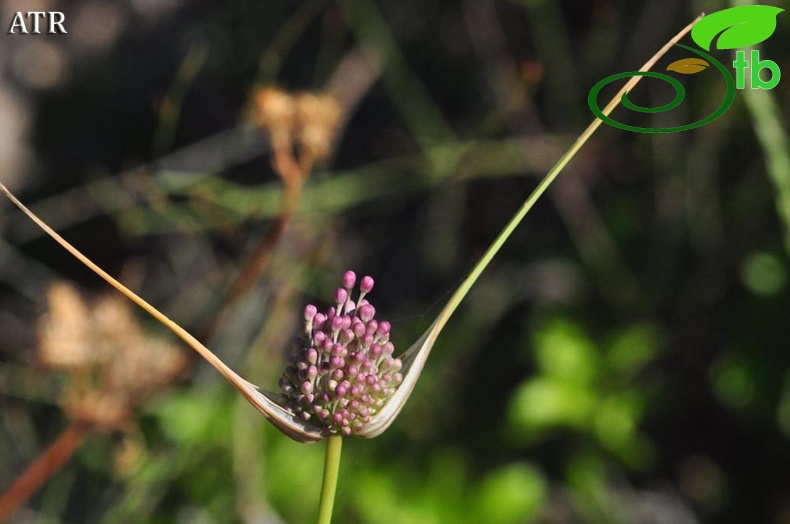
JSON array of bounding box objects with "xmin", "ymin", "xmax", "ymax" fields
[{"xmin": 278, "ymin": 271, "xmax": 403, "ymax": 436}]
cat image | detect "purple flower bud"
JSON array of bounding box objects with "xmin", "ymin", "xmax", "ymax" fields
[
  {"xmin": 304, "ymin": 304, "xmax": 318, "ymax": 321},
  {"xmin": 329, "ymin": 356, "xmax": 345, "ymax": 369},
  {"xmin": 370, "ymin": 343, "xmax": 383, "ymax": 359},
  {"xmin": 377, "ymin": 321, "xmax": 391, "ymax": 336},
  {"xmin": 314, "ymin": 313, "xmax": 327, "ymax": 330},
  {"xmin": 313, "ymin": 331, "xmax": 326, "ymax": 345},
  {"xmin": 359, "ymin": 304, "xmax": 375, "ymax": 323},
  {"xmin": 343, "ymin": 271, "xmax": 356, "ymax": 289},
  {"xmin": 365, "ymin": 320, "xmax": 378, "ymax": 335},
  {"xmin": 331, "ymin": 315, "xmax": 344, "ymax": 333},
  {"xmin": 301, "ymin": 382, "xmax": 313, "ymax": 394},
  {"xmin": 360, "ymin": 276, "xmax": 374, "ymax": 293},
  {"xmin": 353, "ymin": 322, "xmax": 366, "ymax": 338},
  {"xmin": 336, "ymin": 344, "xmax": 349, "ymax": 359},
  {"xmin": 305, "ymin": 348, "xmax": 318, "ymax": 364},
  {"xmin": 335, "ymin": 287, "xmax": 348, "ymax": 305}
]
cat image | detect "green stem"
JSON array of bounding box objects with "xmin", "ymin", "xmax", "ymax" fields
[
  {"xmin": 430, "ymin": 14, "xmax": 704, "ymax": 331},
  {"xmin": 316, "ymin": 436, "xmax": 343, "ymax": 524}
]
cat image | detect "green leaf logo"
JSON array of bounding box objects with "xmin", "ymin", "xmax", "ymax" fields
[{"xmin": 691, "ymin": 5, "xmax": 784, "ymax": 51}]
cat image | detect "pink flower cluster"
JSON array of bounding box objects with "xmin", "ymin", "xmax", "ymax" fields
[{"xmin": 279, "ymin": 271, "xmax": 403, "ymax": 436}]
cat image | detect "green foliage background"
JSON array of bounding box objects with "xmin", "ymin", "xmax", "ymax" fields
[{"xmin": 1, "ymin": 0, "xmax": 789, "ymax": 522}]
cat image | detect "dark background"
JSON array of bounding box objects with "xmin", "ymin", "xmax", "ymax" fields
[{"xmin": 1, "ymin": 0, "xmax": 789, "ymax": 522}]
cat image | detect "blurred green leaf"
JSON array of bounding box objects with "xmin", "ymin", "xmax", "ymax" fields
[
  {"xmin": 534, "ymin": 319, "xmax": 599, "ymax": 384},
  {"xmin": 711, "ymin": 357, "xmax": 755, "ymax": 409},
  {"xmin": 508, "ymin": 378, "xmax": 598, "ymax": 430},
  {"xmin": 777, "ymin": 372, "xmax": 790, "ymax": 438},
  {"xmin": 153, "ymin": 389, "xmax": 232, "ymax": 445},
  {"xmin": 740, "ymin": 251, "xmax": 788, "ymax": 296},
  {"xmin": 473, "ymin": 463, "xmax": 546, "ymax": 523},
  {"xmin": 606, "ymin": 324, "xmax": 660, "ymax": 377}
]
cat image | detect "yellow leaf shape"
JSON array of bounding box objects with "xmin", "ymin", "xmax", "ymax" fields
[{"xmin": 666, "ymin": 57, "xmax": 710, "ymax": 74}]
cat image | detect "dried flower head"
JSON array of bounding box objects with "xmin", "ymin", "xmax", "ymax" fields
[
  {"xmin": 38, "ymin": 282, "xmax": 187, "ymax": 432},
  {"xmin": 250, "ymin": 86, "xmax": 342, "ymax": 177},
  {"xmin": 38, "ymin": 282, "xmax": 94, "ymax": 369},
  {"xmin": 251, "ymin": 86, "xmax": 296, "ymax": 145},
  {"xmin": 293, "ymin": 92, "xmax": 341, "ymax": 166},
  {"xmin": 278, "ymin": 271, "xmax": 403, "ymax": 436}
]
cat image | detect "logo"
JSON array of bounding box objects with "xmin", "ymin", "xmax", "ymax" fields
[{"xmin": 588, "ymin": 5, "xmax": 783, "ymax": 133}]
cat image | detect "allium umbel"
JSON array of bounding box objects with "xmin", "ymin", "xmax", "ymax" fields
[{"xmin": 279, "ymin": 272, "xmax": 403, "ymax": 436}]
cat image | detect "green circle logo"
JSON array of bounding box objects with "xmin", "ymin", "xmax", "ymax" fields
[{"xmin": 588, "ymin": 44, "xmax": 735, "ymax": 133}]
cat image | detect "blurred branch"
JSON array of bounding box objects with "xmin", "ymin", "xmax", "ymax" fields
[
  {"xmin": 257, "ymin": 1, "xmax": 330, "ymax": 83},
  {"xmin": 736, "ymin": 70, "xmax": 790, "ymax": 255},
  {"xmin": 1, "ymin": 124, "xmax": 267, "ymax": 243},
  {"xmin": 464, "ymin": 0, "xmax": 639, "ymax": 306},
  {"xmin": 0, "ymin": 421, "xmax": 87, "ymax": 522},
  {"xmin": 152, "ymin": 42, "xmax": 208, "ymax": 157},
  {"xmin": 119, "ymin": 135, "xmax": 586, "ymax": 235},
  {"xmin": 337, "ymin": 0, "xmax": 461, "ymax": 178}
]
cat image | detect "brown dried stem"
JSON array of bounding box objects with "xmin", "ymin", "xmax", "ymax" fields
[
  {"xmin": 0, "ymin": 421, "xmax": 89, "ymax": 522},
  {"xmin": 199, "ymin": 129, "xmax": 306, "ymax": 341}
]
